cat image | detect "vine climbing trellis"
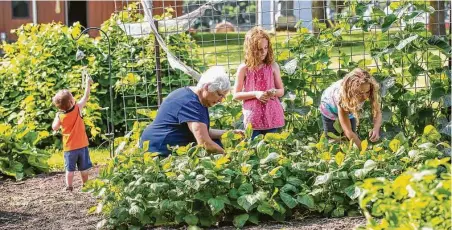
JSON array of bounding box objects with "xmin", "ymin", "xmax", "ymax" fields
[{"xmin": 110, "ymin": 0, "xmax": 450, "ymax": 145}]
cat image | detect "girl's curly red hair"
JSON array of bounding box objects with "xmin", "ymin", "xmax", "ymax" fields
[{"xmin": 243, "ymin": 27, "xmax": 274, "ymax": 69}]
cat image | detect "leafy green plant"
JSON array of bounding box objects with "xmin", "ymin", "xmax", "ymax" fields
[
  {"xmin": 0, "ymin": 3, "xmax": 205, "ymax": 149},
  {"xmin": 85, "ymin": 124, "xmax": 447, "ymax": 228},
  {"xmin": 210, "ymin": 94, "xmax": 243, "ymax": 130},
  {"xmin": 280, "ymin": 0, "xmax": 451, "ymax": 140},
  {"xmin": 0, "ymin": 23, "xmax": 103, "ymax": 147},
  {"xmin": 358, "ymin": 157, "xmax": 450, "ymax": 230},
  {"xmin": 0, "ymin": 123, "xmax": 50, "ymax": 180}
]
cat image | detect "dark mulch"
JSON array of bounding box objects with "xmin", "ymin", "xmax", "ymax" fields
[{"xmin": 0, "ymin": 168, "xmax": 101, "ymax": 230}]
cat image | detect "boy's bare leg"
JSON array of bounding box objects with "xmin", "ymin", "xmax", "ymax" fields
[
  {"xmin": 66, "ymin": 171, "xmax": 74, "ymax": 189},
  {"xmin": 80, "ymin": 170, "xmax": 89, "ymax": 185}
]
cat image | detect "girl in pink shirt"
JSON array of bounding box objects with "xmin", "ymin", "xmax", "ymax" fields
[{"xmin": 233, "ymin": 27, "xmax": 285, "ymax": 139}]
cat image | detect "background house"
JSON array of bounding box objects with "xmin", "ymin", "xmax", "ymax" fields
[{"xmin": 0, "ymin": 0, "xmax": 183, "ymax": 41}]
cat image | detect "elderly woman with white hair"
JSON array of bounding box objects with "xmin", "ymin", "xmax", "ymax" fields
[{"xmin": 140, "ymin": 66, "xmax": 235, "ymax": 156}]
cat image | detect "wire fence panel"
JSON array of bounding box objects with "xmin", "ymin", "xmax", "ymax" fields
[{"xmin": 113, "ymin": 0, "xmax": 451, "ymax": 134}]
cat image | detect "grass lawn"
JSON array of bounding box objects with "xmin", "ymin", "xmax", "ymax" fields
[
  {"xmin": 193, "ymin": 30, "xmax": 446, "ymax": 90},
  {"xmin": 197, "ymin": 40, "xmax": 438, "ymax": 89},
  {"xmin": 192, "ymin": 29, "xmax": 407, "ymax": 67},
  {"xmin": 47, "ymin": 148, "xmax": 111, "ymax": 171},
  {"xmin": 198, "ymin": 42, "xmax": 368, "ymax": 68}
]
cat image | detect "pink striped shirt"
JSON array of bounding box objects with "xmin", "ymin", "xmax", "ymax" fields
[{"xmin": 242, "ymin": 64, "xmax": 285, "ymax": 130}]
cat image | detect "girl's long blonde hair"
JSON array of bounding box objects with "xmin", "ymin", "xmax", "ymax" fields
[
  {"xmin": 243, "ymin": 27, "xmax": 274, "ymax": 69},
  {"xmin": 339, "ymin": 68, "xmax": 380, "ymax": 125}
]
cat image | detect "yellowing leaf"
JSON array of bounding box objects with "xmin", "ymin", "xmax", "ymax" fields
[
  {"xmin": 241, "ymin": 164, "xmax": 251, "ymax": 175},
  {"xmin": 271, "ymin": 187, "xmax": 279, "ymax": 199},
  {"xmin": 377, "ymin": 154, "xmax": 383, "ymax": 161},
  {"xmin": 38, "ymin": 131, "xmax": 50, "ymax": 139},
  {"xmin": 335, "ymin": 152, "xmax": 345, "ymax": 166},
  {"xmin": 380, "ymin": 219, "xmax": 389, "ymax": 228},
  {"xmin": 320, "ymin": 152, "xmax": 331, "ymax": 161},
  {"xmin": 162, "ymin": 158, "xmax": 172, "ymax": 171},
  {"xmin": 215, "ymin": 155, "xmax": 230, "ymax": 168},
  {"xmin": 389, "ymin": 1, "xmax": 400, "ymax": 10},
  {"xmin": 143, "ymin": 152, "xmax": 153, "ymax": 162},
  {"xmin": 269, "ymin": 166, "xmax": 282, "ymax": 176},
  {"xmin": 264, "ymin": 132, "xmax": 289, "ymax": 141},
  {"xmin": 233, "ymin": 133, "xmax": 243, "ymax": 140},
  {"xmin": 90, "ymin": 128, "xmax": 100, "ymax": 138},
  {"xmin": 175, "ymin": 145, "xmax": 189, "ymax": 155},
  {"xmin": 24, "ymin": 95, "xmax": 34, "ymax": 104},
  {"xmin": 142, "ymin": 140, "xmax": 150, "ymax": 152},
  {"xmin": 389, "ymin": 139, "xmax": 401, "ymax": 153},
  {"xmin": 87, "ymin": 56, "xmax": 96, "ymax": 63},
  {"xmin": 278, "ymin": 50, "xmax": 290, "ymax": 60},
  {"xmin": 126, "ymin": 73, "xmax": 140, "ymax": 85},
  {"xmin": 146, "ymin": 110, "xmax": 158, "ymax": 120},
  {"xmin": 373, "ymin": 146, "xmax": 383, "ymax": 152},
  {"xmin": 165, "ymin": 172, "xmax": 176, "ymax": 178},
  {"xmin": 361, "ymin": 139, "xmax": 368, "ymax": 154},
  {"xmin": 423, "ymin": 125, "xmax": 437, "ymax": 135},
  {"xmin": 393, "ymin": 174, "xmax": 411, "ymax": 191},
  {"xmin": 315, "ymin": 142, "xmax": 322, "ymax": 151},
  {"xmin": 71, "ymin": 26, "xmax": 81, "ymax": 38},
  {"xmin": 299, "ymin": 27, "xmax": 309, "ymax": 34},
  {"xmin": 0, "ymin": 124, "xmax": 11, "ymax": 134},
  {"xmin": 278, "ymin": 157, "xmax": 290, "ymax": 166}
]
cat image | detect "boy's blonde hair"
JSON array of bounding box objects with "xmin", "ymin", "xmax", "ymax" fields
[
  {"xmin": 339, "ymin": 68, "xmax": 380, "ymax": 125},
  {"xmin": 52, "ymin": 89, "xmax": 73, "ymax": 111},
  {"xmin": 244, "ymin": 27, "xmax": 274, "ymax": 69}
]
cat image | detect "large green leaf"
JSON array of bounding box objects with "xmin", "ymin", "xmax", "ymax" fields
[
  {"xmin": 431, "ymin": 82, "xmax": 446, "ymax": 101},
  {"xmin": 194, "ymin": 191, "xmax": 213, "ymax": 202},
  {"xmin": 257, "ymin": 201, "xmax": 274, "ymax": 215},
  {"xmin": 314, "ymin": 173, "xmax": 332, "ymax": 186},
  {"xmin": 184, "ymin": 214, "xmax": 199, "ymax": 226},
  {"xmin": 237, "ymin": 194, "xmax": 258, "ymax": 211},
  {"xmin": 238, "ymin": 183, "xmax": 253, "ymax": 195},
  {"xmin": 280, "ymin": 192, "xmax": 297, "ymax": 209},
  {"xmin": 381, "ymin": 14, "xmax": 397, "ymax": 32},
  {"xmin": 396, "ymin": 35, "xmax": 418, "ymax": 50},
  {"xmin": 149, "ymin": 182, "xmax": 169, "ymax": 193},
  {"xmin": 233, "ymin": 214, "xmax": 249, "ymax": 228},
  {"xmin": 297, "ymin": 194, "xmax": 315, "ymax": 209},
  {"xmin": 428, "ymin": 36, "xmax": 451, "ymax": 54},
  {"xmin": 208, "ymin": 197, "xmax": 225, "ymax": 215}
]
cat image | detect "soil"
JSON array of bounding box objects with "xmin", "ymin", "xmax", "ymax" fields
[{"xmin": 0, "ymin": 168, "xmax": 366, "ymax": 230}]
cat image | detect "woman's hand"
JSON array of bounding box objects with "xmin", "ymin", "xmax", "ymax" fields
[{"xmin": 369, "ymin": 128, "xmax": 380, "ymax": 142}]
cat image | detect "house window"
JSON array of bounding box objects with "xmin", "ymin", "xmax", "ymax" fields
[{"xmin": 12, "ymin": 1, "xmax": 30, "ymax": 18}]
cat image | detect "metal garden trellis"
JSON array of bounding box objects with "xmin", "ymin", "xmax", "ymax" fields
[
  {"xmin": 111, "ymin": 0, "xmax": 451, "ymax": 141},
  {"xmin": 73, "ymin": 27, "xmax": 116, "ymax": 158}
]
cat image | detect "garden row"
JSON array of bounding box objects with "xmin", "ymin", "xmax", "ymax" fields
[{"xmin": 85, "ymin": 123, "xmax": 450, "ymax": 229}]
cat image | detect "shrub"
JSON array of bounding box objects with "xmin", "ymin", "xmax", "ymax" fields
[{"xmin": 0, "ymin": 123, "xmax": 50, "ymax": 180}]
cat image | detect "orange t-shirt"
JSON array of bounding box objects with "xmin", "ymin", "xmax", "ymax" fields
[{"xmin": 59, "ymin": 104, "xmax": 89, "ymax": 151}]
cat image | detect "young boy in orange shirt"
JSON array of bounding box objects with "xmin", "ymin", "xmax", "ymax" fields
[{"xmin": 52, "ymin": 75, "xmax": 93, "ymax": 191}]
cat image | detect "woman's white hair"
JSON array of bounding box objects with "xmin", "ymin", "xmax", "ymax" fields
[{"xmin": 197, "ymin": 66, "xmax": 231, "ymax": 92}]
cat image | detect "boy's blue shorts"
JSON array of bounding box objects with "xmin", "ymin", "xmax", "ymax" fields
[{"xmin": 64, "ymin": 147, "xmax": 93, "ymax": 172}]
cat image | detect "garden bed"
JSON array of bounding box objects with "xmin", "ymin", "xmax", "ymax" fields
[{"xmin": 0, "ymin": 168, "xmax": 365, "ymax": 230}]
